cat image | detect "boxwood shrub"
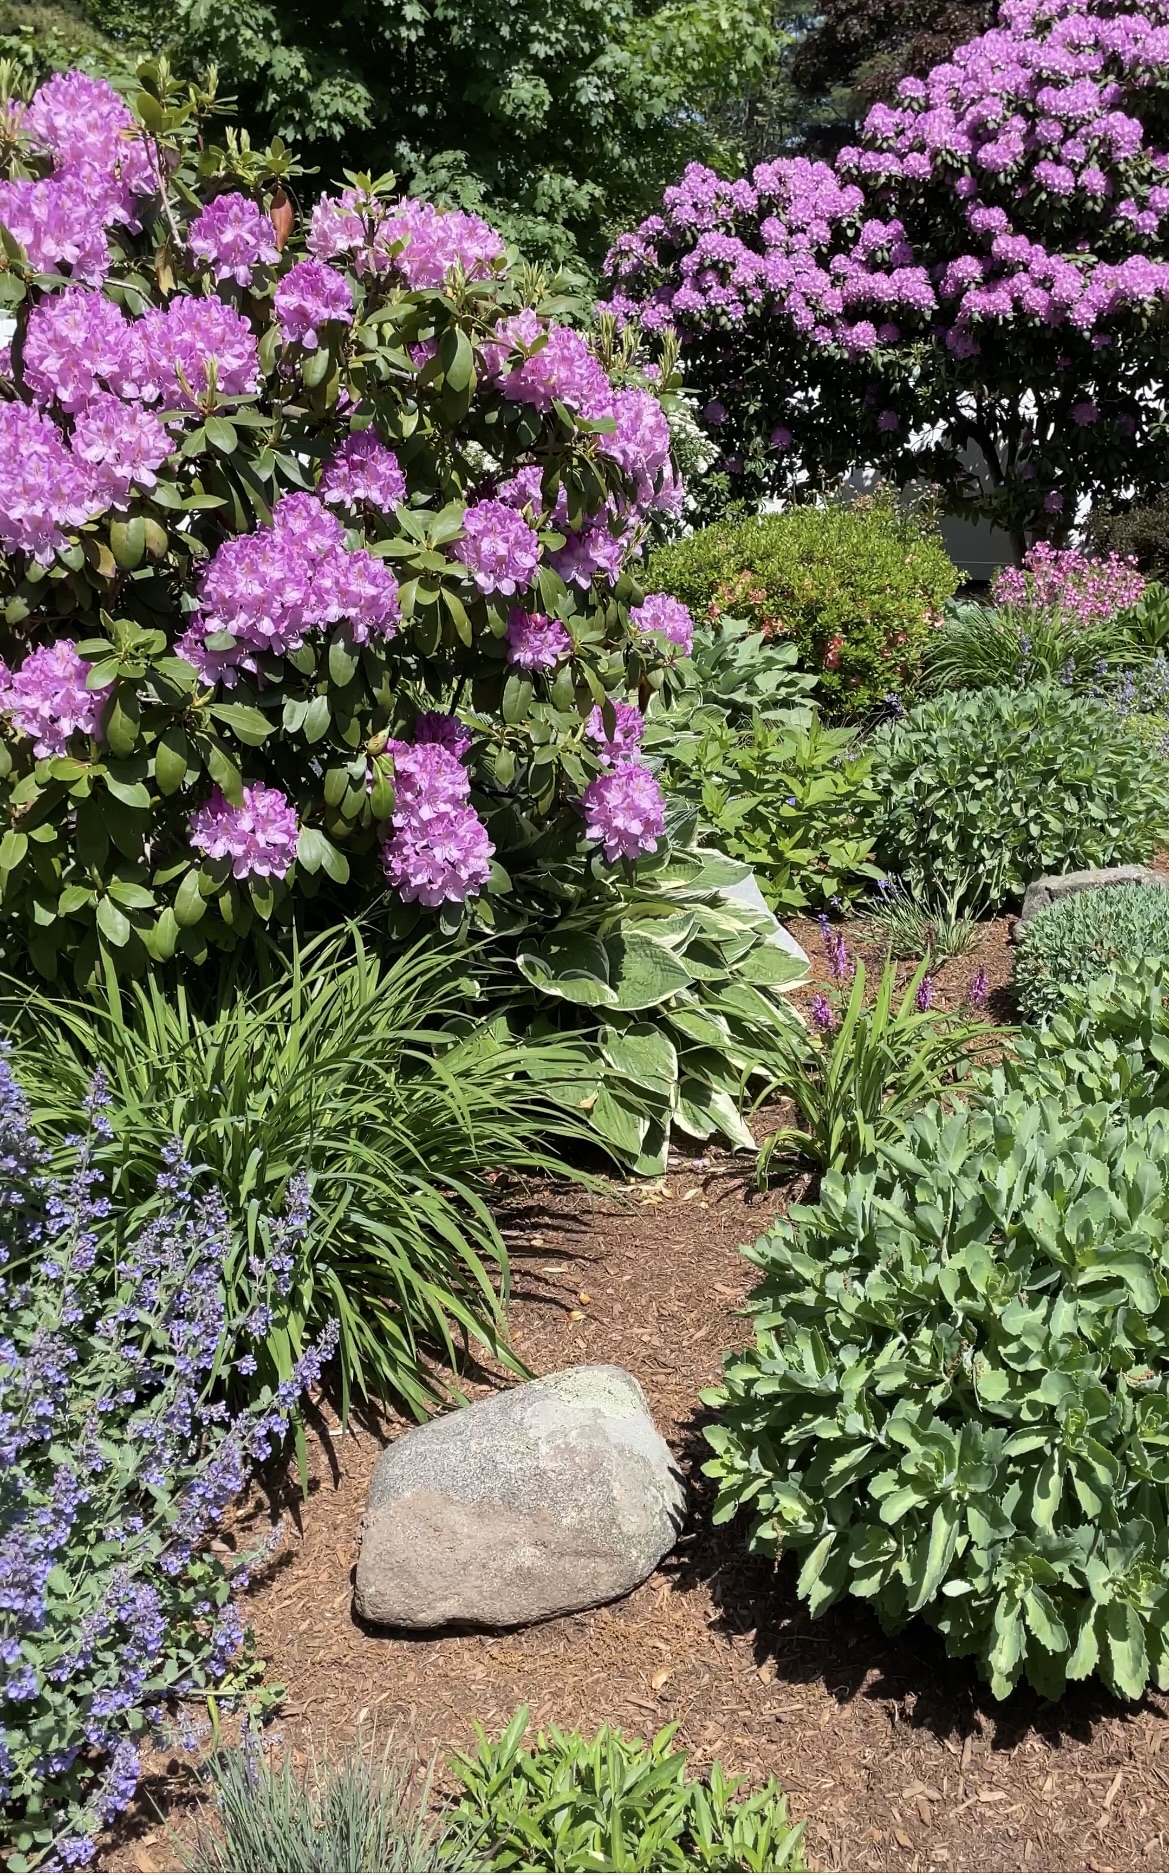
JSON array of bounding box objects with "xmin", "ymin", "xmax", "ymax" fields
[
  {"xmin": 1016, "ymin": 884, "xmax": 1169, "ymax": 1023},
  {"xmin": 703, "ymin": 1058, "xmax": 1169, "ymax": 1702},
  {"xmin": 870, "ymin": 684, "xmax": 1169, "ymax": 910},
  {"xmin": 645, "ymin": 496, "xmax": 958, "ymax": 717}
]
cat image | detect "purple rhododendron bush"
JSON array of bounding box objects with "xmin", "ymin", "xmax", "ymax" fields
[
  {"xmin": 0, "ymin": 64, "xmax": 693, "ymax": 986},
  {"xmin": 603, "ymin": 0, "xmax": 1169, "ymax": 553}
]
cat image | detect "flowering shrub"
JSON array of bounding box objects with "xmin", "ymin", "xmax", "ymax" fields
[
  {"xmin": 644, "ymin": 497, "xmax": 958, "ymax": 714},
  {"xmin": 871, "ymin": 684, "xmax": 1169, "ymax": 908},
  {"xmin": 0, "ymin": 66, "xmax": 688, "ymax": 983},
  {"xmin": 603, "ymin": 0, "xmax": 1169, "ymax": 551},
  {"xmin": 0, "ymin": 1045, "xmax": 334, "ymax": 1866}
]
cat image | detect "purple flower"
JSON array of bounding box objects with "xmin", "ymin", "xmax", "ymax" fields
[
  {"xmin": 630, "ymin": 593, "xmax": 694, "ymax": 656},
  {"xmin": 71, "ymin": 393, "xmax": 171, "ymax": 510},
  {"xmin": 188, "ymin": 192, "xmax": 279, "ymax": 285},
  {"xmin": 582, "ymin": 761, "xmax": 665, "ymax": 863},
  {"xmin": 968, "ymin": 966, "xmax": 989, "ymax": 1007},
  {"xmin": 274, "ymin": 260, "xmax": 354, "ymax": 349},
  {"xmin": 413, "ymin": 711, "xmax": 472, "ymax": 760},
  {"xmin": 381, "ymin": 805, "xmax": 494, "ymax": 906},
  {"xmin": 319, "ymin": 431, "xmax": 406, "ymax": 513},
  {"xmin": 188, "ymin": 783, "xmax": 299, "ymax": 881},
  {"xmin": 505, "ymin": 608, "xmax": 571, "ymax": 669},
  {"xmin": 116, "ymin": 298, "xmax": 260, "ymax": 409},
  {"xmin": 22, "ymin": 290, "xmax": 130, "ymax": 411},
  {"xmin": 810, "ymin": 992, "xmax": 834, "ymax": 1030},
  {"xmin": 2, "ymin": 640, "xmax": 111, "ymax": 755},
  {"xmin": 0, "ymin": 402, "xmax": 96, "ymax": 559},
  {"xmin": 457, "ymin": 499, "xmax": 541, "ymax": 596},
  {"xmin": 586, "ymin": 700, "xmax": 644, "ymax": 765},
  {"xmin": 915, "ymin": 975, "xmax": 933, "ymax": 1011}
]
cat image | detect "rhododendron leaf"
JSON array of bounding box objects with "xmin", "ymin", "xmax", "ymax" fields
[
  {"xmin": 95, "ymin": 894, "xmax": 130, "ymax": 948},
  {"xmin": 205, "ymin": 416, "xmax": 238, "ymax": 455},
  {"xmin": 210, "ymin": 704, "xmax": 273, "ymax": 747}
]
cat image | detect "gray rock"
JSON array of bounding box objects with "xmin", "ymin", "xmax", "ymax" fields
[
  {"xmin": 354, "ymin": 1364, "xmax": 685, "ymax": 1631},
  {"xmin": 1018, "ymin": 865, "xmax": 1167, "ymax": 926}
]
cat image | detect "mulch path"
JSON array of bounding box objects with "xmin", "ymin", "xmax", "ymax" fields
[{"xmin": 105, "ymin": 911, "xmax": 1169, "ymax": 1874}]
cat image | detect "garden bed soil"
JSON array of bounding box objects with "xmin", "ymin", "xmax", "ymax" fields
[{"xmin": 107, "ymin": 913, "xmax": 1169, "ymax": 1875}]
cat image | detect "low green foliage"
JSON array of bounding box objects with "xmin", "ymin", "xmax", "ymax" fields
[
  {"xmin": 755, "ymin": 956, "xmax": 994, "ymax": 1181},
  {"xmin": 448, "ymin": 1705, "xmax": 806, "ymax": 1872},
  {"xmin": 508, "ymin": 839, "xmax": 807, "ymax": 1174},
  {"xmin": 645, "ymin": 710, "xmax": 880, "ymax": 916},
  {"xmin": 184, "ymin": 1732, "xmax": 472, "ymax": 1874},
  {"xmin": 658, "ymin": 617, "xmax": 819, "ymax": 729},
  {"xmin": 645, "ymin": 496, "xmax": 959, "ymax": 717},
  {"xmin": 3, "ymin": 930, "xmax": 592, "ymax": 1416},
  {"xmin": 1016, "ymin": 885, "xmax": 1169, "ymax": 1024},
  {"xmin": 922, "ymin": 599, "xmax": 1148, "ymax": 694},
  {"xmin": 705, "ymin": 1009, "xmax": 1169, "ymax": 1703},
  {"xmin": 858, "ymin": 878, "xmax": 980, "ymax": 965},
  {"xmin": 870, "ymin": 684, "xmax": 1169, "ymax": 911}
]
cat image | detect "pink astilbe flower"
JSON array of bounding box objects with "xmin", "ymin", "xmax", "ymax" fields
[
  {"xmin": 586, "ymin": 700, "xmax": 644, "ymax": 765},
  {"xmin": 630, "ymin": 593, "xmax": 694, "ymax": 655},
  {"xmin": 71, "ymin": 393, "xmax": 171, "ymax": 510},
  {"xmin": 2, "ymin": 639, "xmax": 110, "ymax": 755},
  {"xmin": 116, "ymin": 298, "xmax": 260, "ymax": 408},
  {"xmin": 582, "ymin": 760, "xmax": 665, "ymax": 862},
  {"xmin": 320, "ymin": 430, "xmax": 406, "ymax": 513},
  {"xmin": 0, "ymin": 402, "xmax": 95, "ymax": 560},
  {"xmin": 22, "ymin": 290, "xmax": 129, "ymax": 411},
  {"xmin": 413, "ymin": 711, "xmax": 472, "ymax": 759},
  {"xmin": 274, "ymin": 260, "xmax": 353, "ymax": 349},
  {"xmin": 505, "ymin": 608, "xmax": 571, "ymax": 669},
  {"xmin": 457, "ymin": 499, "xmax": 540, "ymax": 595},
  {"xmin": 188, "ymin": 192, "xmax": 279, "ymax": 286},
  {"xmin": 189, "ymin": 783, "xmax": 300, "ymax": 880}
]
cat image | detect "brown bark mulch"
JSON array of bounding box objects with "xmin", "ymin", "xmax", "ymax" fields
[{"xmin": 107, "ymin": 914, "xmax": 1169, "ymax": 1875}]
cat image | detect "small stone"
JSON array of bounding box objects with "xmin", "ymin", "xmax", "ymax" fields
[
  {"xmin": 1018, "ymin": 864, "xmax": 1167, "ymax": 927},
  {"xmin": 354, "ymin": 1364, "xmax": 685, "ymax": 1631}
]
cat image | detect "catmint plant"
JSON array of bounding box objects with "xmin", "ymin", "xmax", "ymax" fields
[{"xmin": 0, "ymin": 1043, "xmax": 334, "ymax": 1868}]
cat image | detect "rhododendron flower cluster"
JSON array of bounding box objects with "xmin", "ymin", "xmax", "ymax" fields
[
  {"xmin": 582, "ymin": 762, "xmax": 666, "ymax": 862},
  {"xmin": 320, "ymin": 431, "xmax": 406, "ymax": 512},
  {"xmin": 307, "ymin": 189, "xmax": 504, "ymax": 288},
  {"xmin": 70, "ymin": 395, "xmax": 171, "ymax": 509},
  {"xmin": 505, "ymin": 608, "xmax": 572, "ymax": 668},
  {"xmin": 603, "ymin": 0, "xmax": 1169, "ymax": 543},
  {"xmin": 0, "ymin": 639, "xmax": 110, "ymax": 756},
  {"xmin": 188, "ymin": 191, "xmax": 279, "ymax": 285},
  {"xmin": 992, "ymin": 543, "xmax": 1146, "ymax": 623},
  {"xmin": 381, "ymin": 740, "xmax": 494, "ymax": 906},
  {"xmin": 457, "ymin": 499, "xmax": 541, "ymax": 595},
  {"xmin": 630, "ymin": 593, "xmax": 695, "ymax": 655},
  {"xmin": 189, "ymin": 782, "xmax": 300, "ymax": 880},
  {"xmin": 178, "ymin": 492, "xmax": 399, "ymax": 683},
  {"xmin": 274, "ymin": 260, "xmax": 354, "ymax": 348},
  {"xmin": 0, "ymin": 402, "xmax": 96, "ymax": 558},
  {"xmin": 587, "ymin": 700, "xmax": 645, "ymax": 764}
]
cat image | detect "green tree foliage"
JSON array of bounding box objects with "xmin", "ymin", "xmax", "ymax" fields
[
  {"xmin": 789, "ymin": 0, "xmax": 995, "ymax": 153},
  {"xmin": 158, "ymin": 0, "xmax": 779, "ymax": 269}
]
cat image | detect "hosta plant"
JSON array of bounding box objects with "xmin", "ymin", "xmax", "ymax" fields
[
  {"xmin": 0, "ymin": 63, "xmax": 688, "ymax": 985},
  {"xmin": 447, "ymin": 1706, "xmax": 806, "ymax": 1872},
  {"xmin": 705, "ymin": 1067, "xmax": 1169, "ymax": 1702}
]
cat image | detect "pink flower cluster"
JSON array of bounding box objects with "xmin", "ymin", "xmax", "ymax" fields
[
  {"xmin": 992, "ymin": 543, "xmax": 1146, "ymax": 622},
  {"xmin": 274, "ymin": 260, "xmax": 353, "ymax": 349},
  {"xmin": 381, "ymin": 739, "xmax": 493, "ymax": 906},
  {"xmin": 505, "ymin": 608, "xmax": 572, "ymax": 669},
  {"xmin": 307, "ymin": 188, "xmax": 504, "ymax": 288},
  {"xmin": 586, "ymin": 700, "xmax": 644, "ymax": 764},
  {"xmin": 496, "ymin": 465, "xmax": 635, "ymax": 591},
  {"xmin": 320, "ymin": 431, "xmax": 406, "ymax": 513},
  {"xmin": 0, "ymin": 402, "xmax": 97, "ymax": 559},
  {"xmin": 456, "ymin": 499, "xmax": 541, "ymax": 595},
  {"xmin": 188, "ymin": 191, "xmax": 279, "ymax": 285},
  {"xmin": 178, "ymin": 491, "xmax": 399, "ymax": 686},
  {"xmin": 0, "ymin": 72, "xmax": 156, "ymax": 284},
  {"xmin": 630, "ymin": 594, "xmax": 694, "ymax": 655},
  {"xmin": 0, "ymin": 639, "xmax": 110, "ymax": 756},
  {"xmin": 582, "ymin": 762, "xmax": 666, "ymax": 863},
  {"xmin": 189, "ymin": 782, "xmax": 300, "ymax": 880},
  {"xmin": 21, "ymin": 289, "xmax": 259, "ymax": 413},
  {"xmin": 70, "ymin": 394, "xmax": 171, "ymax": 510}
]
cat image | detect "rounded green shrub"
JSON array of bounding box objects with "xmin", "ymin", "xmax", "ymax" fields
[
  {"xmin": 703, "ymin": 1069, "xmax": 1169, "ymax": 1703},
  {"xmin": 645, "ymin": 495, "xmax": 959, "ymax": 716},
  {"xmin": 1016, "ymin": 883, "xmax": 1169, "ymax": 1023},
  {"xmin": 870, "ymin": 684, "xmax": 1169, "ymax": 911}
]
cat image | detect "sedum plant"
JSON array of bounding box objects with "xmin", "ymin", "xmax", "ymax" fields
[
  {"xmin": 870, "ymin": 683, "xmax": 1169, "ymax": 911},
  {"xmin": 1015, "ymin": 883, "xmax": 1169, "ymax": 1023},
  {"xmin": 704, "ymin": 1052, "xmax": 1169, "ymax": 1704},
  {"xmin": 0, "ymin": 1045, "xmax": 334, "ymax": 1867},
  {"xmin": 447, "ymin": 1705, "xmax": 806, "ymax": 1872},
  {"xmin": 0, "ymin": 63, "xmax": 689, "ymax": 986}
]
